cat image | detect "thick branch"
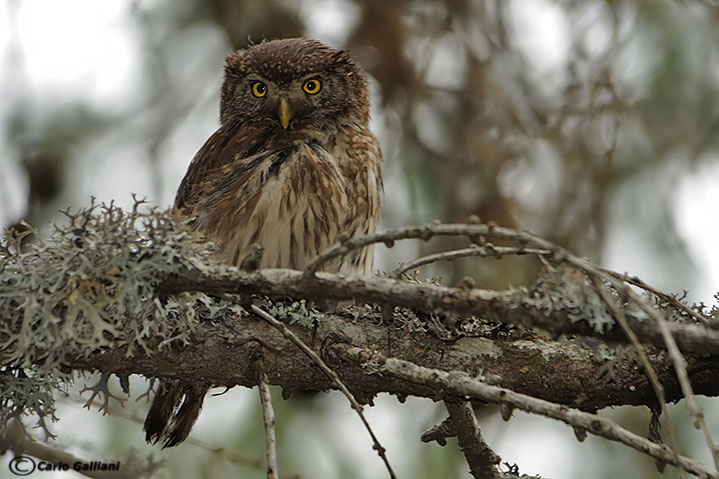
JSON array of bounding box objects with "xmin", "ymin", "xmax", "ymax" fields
[{"xmin": 57, "ymin": 304, "xmax": 719, "ymax": 413}]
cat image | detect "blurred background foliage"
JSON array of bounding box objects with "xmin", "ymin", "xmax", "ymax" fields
[{"xmin": 1, "ymin": 0, "xmax": 718, "ymax": 478}]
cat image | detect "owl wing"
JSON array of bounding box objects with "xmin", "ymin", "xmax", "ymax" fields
[
  {"xmin": 336, "ymin": 129, "xmax": 383, "ymax": 275},
  {"xmin": 174, "ymin": 125, "xmax": 266, "ymax": 213}
]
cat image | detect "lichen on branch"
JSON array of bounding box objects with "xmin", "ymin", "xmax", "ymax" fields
[
  {"xmin": 1, "ymin": 199, "xmax": 718, "ymax": 457},
  {"xmin": 0, "ymin": 200, "xmax": 213, "ymax": 436}
]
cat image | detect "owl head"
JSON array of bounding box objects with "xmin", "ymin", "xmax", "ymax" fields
[{"xmin": 220, "ymin": 38, "xmax": 370, "ymax": 134}]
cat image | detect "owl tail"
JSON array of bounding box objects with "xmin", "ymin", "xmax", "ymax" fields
[{"xmin": 143, "ymin": 380, "xmax": 210, "ymax": 448}]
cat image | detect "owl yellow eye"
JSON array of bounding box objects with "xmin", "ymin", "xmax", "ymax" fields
[
  {"xmin": 251, "ymin": 81, "xmax": 267, "ymax": 98},
  {"xmin": 302, "ymin": 78, "xmax": 322, "ymax": 94}
]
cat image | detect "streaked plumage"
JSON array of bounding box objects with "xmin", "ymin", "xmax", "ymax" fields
[{"xmin": 144, "ymin": 38, "xmax": 383, "ymax": 447}]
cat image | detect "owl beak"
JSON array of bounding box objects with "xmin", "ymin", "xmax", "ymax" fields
[{"xmin": 278, "ymin": 97, "xmax": 292, "ymax": 129}]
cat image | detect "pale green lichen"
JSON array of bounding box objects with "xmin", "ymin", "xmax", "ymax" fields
[
  {"xmin": 0, "ymin": 199, "xmax": 212, "ymax": 437},
  {"xmin": 0, "ymin": 367, "xmax": 61, "ymax": 440},
  {"xmin": 521, "ymin": 267, "xmax": 617, "ymax": 334},
  {"xmin": 0, "ymin": 200, "xmax": 339, "ymax": 437},
  {"xmin": 266, "ymin": 299, "xmax": 322, "ymax": 327}
]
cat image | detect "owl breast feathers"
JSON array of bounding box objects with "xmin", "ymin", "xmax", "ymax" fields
[{"xmin": 175, "ymin": 37, "xmax": 383, "ymax": 275}]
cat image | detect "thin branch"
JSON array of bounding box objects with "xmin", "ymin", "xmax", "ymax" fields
[
  {"xmin": 303, "ymin": 223, "xmax": 549, "ymax": 277},
  {"xmin": 590, "ymin": 276, "xmax": 683, "ymax": 476},
  {"xmin": 600, "ymin": 268, "xmax": 712, "ymax": 324},
  {"xmin": 628, "ymin": 287, "xmax": 719, "ymax": 470},
  {"xmin": 419, "ymin": 401, "xmax": 503, "ymax": 479},
  {"xmin": 534, "ymin": 236, "xmax": 719, "ymax": 470},
  {"xmin": 335, "ymin": 344, "xmax": 719, "ymax": 479},
  {"xmin": 390, "ymin": 245, "xmax": 551, "ymax": 278},
  {"xmin": 303, "ymin": 222, "xmax": 709, "ymax": 330},
  {"xmin": 519, "ymin": 222, "xmax": 718, "ymax": 469},
  {"xmin": 250, "ymin": 305, "xmax": 397, "ymax": 479},
  {"xmin": 444, "ymin": 401, "xmax": 501, "ymax": 479},
  {"xmin": 657, "ymin": 321, "xmax": 719, "ymax": 470},
  {"xmin": 572, "ymin": 258, "xmax": 719, "ymax": 469},
  {"xmin": 302, "ymin": 221, "xmax": 719, "ymax": 467},
  {"xmin": 258, "ymin": 367, "xmax": 279, "ymax": 479},
  {"xmin": 420, "ymin": 418, "xmax": 455, "ymax": 446}
]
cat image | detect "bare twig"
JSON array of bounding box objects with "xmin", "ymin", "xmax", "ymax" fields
[
  {"xmin": 444, "ymin": 401, "xmax": 501, "ymax": 479},
  {"xmin": 304, "ymin": 221, "xmax": 719, "ymax": 467},
  {"xmin": 528, "ymin": 227, "xmax": 719, "ymax": 469},
  {"xmin": 258, "ymin": 367, "xmax": 279, "ymax": 479},
  {"xmin": 304, "ymin": 221, "xmax": 709, "ymax": 328},
  {"xmin": 600, "ymin": 268, "xmax": 712, "ymax": 324},
  {"xmin": 572, "ymin": 258, "xmax": 719, "ymax": 469},
  {"xmin": 420, "ymin": 417, "xmax": 455, "ymax": 445},
  {"xmin": 624, "ymin": 285, "xmax": 719, "ymax": 470},
  {"xmin": 419, "ymin": 401, "xmax": 503, "ymax": 479},
  {"xmin": 250, "ymin": 305, "xmax": 397, "ymax": 479},
  {"xmin": 390, "ymin": 245, "xmax": 551, "ymax": 278},
  {"xmin": 590, "ymin": 276, "xmax": 684, "ymax": 476},
  {"xmin": 303, "ymin": 223, "xmax": 550, "ymax": 277},
  {"xmin": 335, "ymin": 344, "xmax": 719, "ymax": 479}
]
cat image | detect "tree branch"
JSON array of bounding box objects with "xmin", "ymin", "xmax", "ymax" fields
[
  {"xmin": 444, "ymin": 401, "xmax": 501, "ymax": 479},
  {"xmin": 591, "ymin": 275, "xmax": 684, "ymax": 471},
  {"xmin": 159, "ymin": 266, "xmax": 719, "ymax": 356},
  {"xmin": 251, "ymin": 305, "xmax": 396, "ymax": 479},
  {"xmin": 257, "ymin": 367, "xmax": 278, "ymax": 479},
  {"xmin": 334, "ymin": 345, "xmax": 719, "ymax": 479},
  {"xmin": 3, "ymin": 205, "xmax": 718, "ymax": 478},
  {"xmin": 48, "ymin": 301, "xmax": 719, "ymax": 413}
]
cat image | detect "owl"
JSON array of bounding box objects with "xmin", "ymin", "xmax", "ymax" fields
[{"xmin": 144, "ymin": 38, "xmax": 383, "ymax": 447}]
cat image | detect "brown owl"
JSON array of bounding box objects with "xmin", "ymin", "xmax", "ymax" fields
[{"xmin": 144, "ymin": 38, "xmax": 383, "ymax": 447}]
